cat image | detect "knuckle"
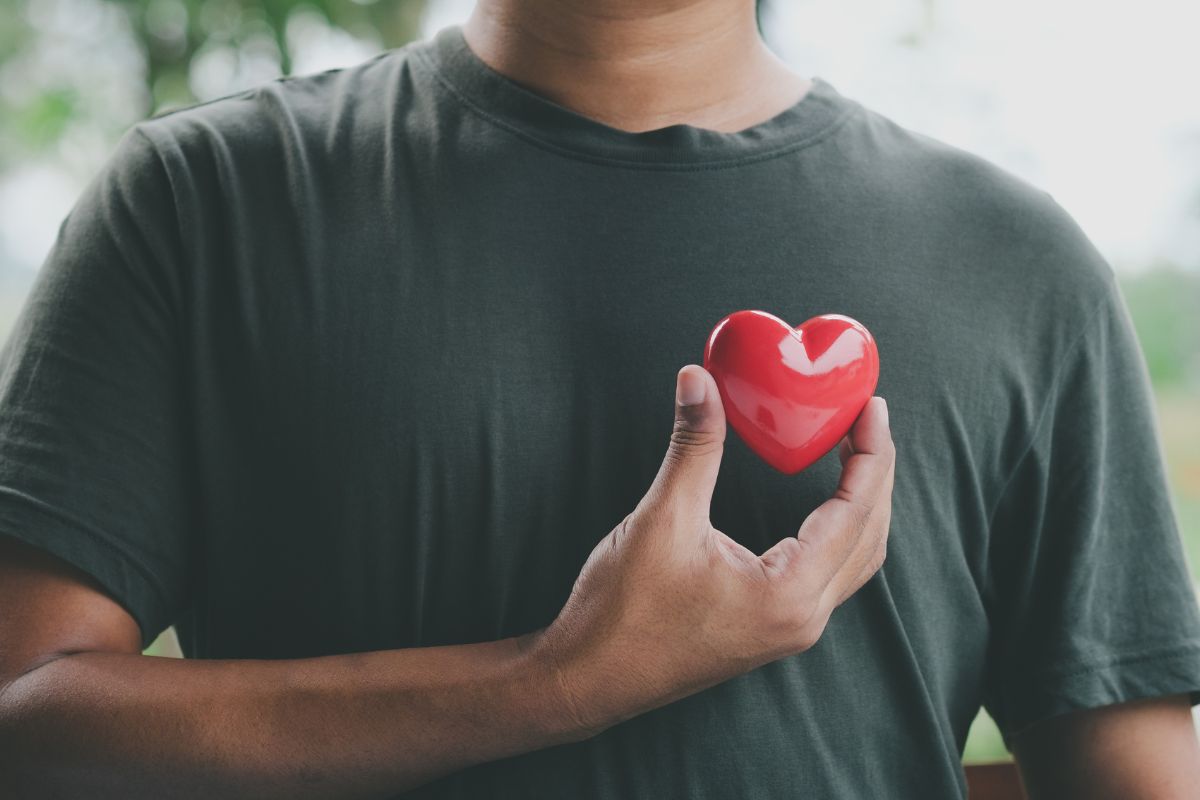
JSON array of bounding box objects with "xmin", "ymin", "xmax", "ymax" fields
[
  {"xmin": 759, "ymin": 536, "xmax": 803, "ymax": 579},
  {"xmin": 868, "ymin": 542, "xmax": 888, "ymax": 576},
  {"xmin": 761, "ymin": 578, "xmax": 826, "ymax": 654},
  {"xmin": 668, "ymin": 423, "xmax": 723, "ymax": 459},
  {"xmin": 834, "ymin": 490, "xmax": 874, "ymax": 533},
  {"xmin": 792, "ymin": 613, "xmax": 828, "ymax": 652},
  {"xmin": 608, "ymin": 513, "xmax": 634, "ymax": 552},
  {"xmin": 625, "ymin": 506, "xmax": 672, "ymax": 546}
]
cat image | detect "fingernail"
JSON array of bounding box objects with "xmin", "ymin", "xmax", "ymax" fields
[
  {"xmin": 877, "ymin": 397, "xmax": 889, "ymax": 426},
  {"xmin": 677, "ymin": 367, "xmax": 706, "ymax": 406}
]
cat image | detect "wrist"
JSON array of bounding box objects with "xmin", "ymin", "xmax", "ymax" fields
[{"xmin": 506, "ymin": 629, "xmax": 609, "ymax": 744}]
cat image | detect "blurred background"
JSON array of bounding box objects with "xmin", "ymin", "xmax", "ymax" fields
[{"xmin": 1, "ymin": 0, "xmax": 1196, "ymax": 765}]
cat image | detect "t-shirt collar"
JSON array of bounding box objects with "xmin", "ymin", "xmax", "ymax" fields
[{"xmin": 411, "ymin": 23, "xmax": 861, "ymax": 168}]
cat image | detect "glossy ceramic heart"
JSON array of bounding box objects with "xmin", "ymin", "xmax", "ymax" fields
[{"xmin": 702, "ymin": 310, "xmax": 880, "ymax": 475}]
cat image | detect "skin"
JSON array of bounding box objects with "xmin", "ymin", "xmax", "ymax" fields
[
  {"xmin": 460, "ymin": 0, "xmax": 1200, "ymax": 791},
  {"xmin": 0, "ymin": 365, "xmax": 895, "ymax": 796},
  {"xmin": 461, "ymin": 0, "xmax": 814, "ymax": 134},
  {"xmin": 1011, "ymin": 694, "xmax": 1200, "ymax": 799},
  {"xmin": 1, "ymin": 1, "xmax": 1195, "ymax": 795}
]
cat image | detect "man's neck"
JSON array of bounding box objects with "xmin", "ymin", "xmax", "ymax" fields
[{"xmin": 461, "ymin": 0, "xmax": 812, "ymax": 134}]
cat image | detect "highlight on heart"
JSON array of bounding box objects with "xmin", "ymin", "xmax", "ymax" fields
[{"xmin": 702, "ymin": 310, "xmax": 880, "ymax": 475}]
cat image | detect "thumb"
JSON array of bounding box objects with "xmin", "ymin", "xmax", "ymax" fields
[{"xmin": 643, "ymin": 365, "xmax": 727, "ymax": 518}]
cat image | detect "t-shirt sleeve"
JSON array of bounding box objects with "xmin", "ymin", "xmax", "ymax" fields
[
  {"xmin": 980, "ymin": 262, "xmax": 1200, "ymax": 744},
  {"xmin": 0, "ymin": 123, "xmax": 192, "ymax": 649}
]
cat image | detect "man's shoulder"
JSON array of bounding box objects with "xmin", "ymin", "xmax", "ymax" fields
[
  {"xmin": 130, "ymin": 41, "xmax": 428, "ymax": 169},
  {"xmin": 847, "ymin": 102, "xmax": 1046, "ymax": 218},
  {"xmin": 842, "ymin": 100, "xmax": 1116, "ymax": 313}
]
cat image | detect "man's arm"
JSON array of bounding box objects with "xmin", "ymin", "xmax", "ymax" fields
[
  {"xmin": 0, "ymin": 534, "xmax": 577, "ymax": 799},
  {"xmin": 0, "ymin": 368, "xmax": 894, "ymax": 798},
  {"xmin": 1012, "ymin": 694, "xmax": 1200, "ymax": 799}
]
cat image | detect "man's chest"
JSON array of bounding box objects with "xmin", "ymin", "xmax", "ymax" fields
[{"xmin": 181, "ymin": 176, "xmax": 1002, "ymax": 660}]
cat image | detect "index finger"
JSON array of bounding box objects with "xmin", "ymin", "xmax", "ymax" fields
[
  {"xmin": 831, "ymin": 396, "xmax": 893, "ymax": 506},
  {"xmin": 790, "ymin": 397, "xmax": 894, "ymax": 584}
]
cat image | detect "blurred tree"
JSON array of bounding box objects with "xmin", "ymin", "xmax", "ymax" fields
[
  {"xmin": 123, "ymin": 0, "xmax": 427, "ymax": 110},
  {"xmin": 0, "ymin": 0, "xmax": 427, "ymax": 170},
  {"xmin": 1120, "ymin": 265, "xmax": 1200, "ymax": 389}
]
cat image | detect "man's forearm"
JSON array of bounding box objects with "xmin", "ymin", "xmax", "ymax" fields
[
  {"xmin": 0, "ymin": 633, "xmax": 584, "ymax": 799},
  {"xmin": 0, "ymin": 376, "xmax": 897, "ymax": 798}
]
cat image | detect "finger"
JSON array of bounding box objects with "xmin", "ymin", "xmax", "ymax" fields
[
  {"xmin": 828, "ymin": 423, "xmax": 895, "ymax": 607},
  {"xmin": 832, "ymin": 489, "xmax": 892, "ymax": 607},
  {"xmin": 764, "ymin": 397, "xmax": 893, "ymax": 590},
  {"xmin": 829, "ymin": 396, "xmax": 893, "ymax": 516},
  {"xmin": 640, "ymin": 365, "xmax": 727, "ymax": 524}
]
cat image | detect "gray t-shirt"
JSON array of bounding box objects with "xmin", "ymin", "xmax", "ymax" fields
[{"xmin": 1, "ymin": 22, "xmax": 1198, "ymax": 799}]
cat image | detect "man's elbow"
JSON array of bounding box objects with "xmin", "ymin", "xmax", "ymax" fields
[{"xmin": 0, "ymin": 660, "xmax": 79, "ymax": 795}]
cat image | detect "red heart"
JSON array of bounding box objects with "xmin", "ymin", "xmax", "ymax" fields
[{"xmin": 702, "ymin": 310, "xmax": 880, "ymax": 475}]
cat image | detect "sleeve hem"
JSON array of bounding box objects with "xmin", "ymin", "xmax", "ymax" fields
[
  {"xmin": 994, "ymin": 639, "xmax": 1200, "ymax": 747},
  {"xmin": 0, "ymin": 485, "xmax": 178, "ymax": 649}
]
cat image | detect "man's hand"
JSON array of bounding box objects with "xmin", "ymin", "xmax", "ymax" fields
[
  {"xmin": 528, "ymin": 364, "xmax": 895, "ymax": 735},
  {"xmin": 0, "ymin": 363, "xmax": 894, "ymax": 798}
]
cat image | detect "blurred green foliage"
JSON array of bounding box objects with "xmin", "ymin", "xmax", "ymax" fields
[
  {"xmin": 0, "ymin": 0, "xmax": 426, "ymax": 169},
  {"xmin": 123, "ymin": 0, "xmax": 426, "ymax": 106},
  {"xmin": 1121, "ymin": 266, "xmax": 1200, "ymax": 389}
]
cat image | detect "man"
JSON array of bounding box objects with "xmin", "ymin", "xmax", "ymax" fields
[{"xmin": 0, "ymin": 0, "xmax": 1198, "ymax": 797}]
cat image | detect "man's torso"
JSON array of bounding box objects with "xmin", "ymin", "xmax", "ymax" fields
[{"xmin": 135, "ymin": 25, "xmax": 1111, "ymax": 798}]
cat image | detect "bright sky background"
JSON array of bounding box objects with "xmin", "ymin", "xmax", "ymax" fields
[
  {"xmin": 762, "ymin": 0, "xmax": 1200, "ymax": 273},
  {"xmin": 2, "ymin": 0, "xmax": 1198, "ymax": 275}
]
